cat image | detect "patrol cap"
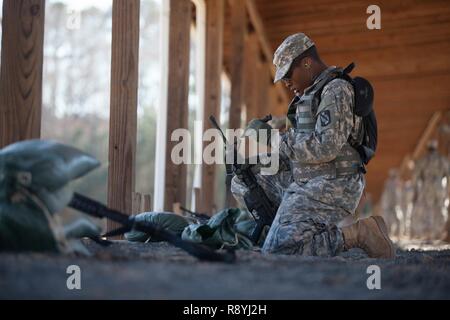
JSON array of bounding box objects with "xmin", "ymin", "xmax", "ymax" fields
[{"xmin": 273, "ymin": 33, "xmax": 315, "ymax": 83}]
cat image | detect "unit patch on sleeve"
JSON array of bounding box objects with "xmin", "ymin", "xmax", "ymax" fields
[{"xmin": 319, "ymin": 110, "xmax": 331, "ymax": 127}]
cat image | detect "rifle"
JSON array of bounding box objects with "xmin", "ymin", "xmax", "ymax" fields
[
  {"xmin": 179, "ymin": 205, "xmax": 211, "ymax": 224},
  {"xmin": 209, "ymin": 115, "xmax": 277, "ymax": 244},
  {"xmin": 68, "ymin": 193, "xmax": 235, "ymax": 263}
]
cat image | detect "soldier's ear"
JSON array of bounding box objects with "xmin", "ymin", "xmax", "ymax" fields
[{"xmin": 303, "ymin": 57, "xmax": 312, "ymax": 69}]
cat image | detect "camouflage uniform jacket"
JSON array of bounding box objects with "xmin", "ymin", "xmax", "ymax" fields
[{"xmin": 280, "ymin": 67, "xmax": 365, "ymax": 214}]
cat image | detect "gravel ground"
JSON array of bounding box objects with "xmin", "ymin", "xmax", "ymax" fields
[{"xmin": 1, "ymin": 240, "xmax": 449, "ymax": 300}]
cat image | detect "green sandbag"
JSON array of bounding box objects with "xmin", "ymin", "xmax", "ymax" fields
[
  {"xmin": 181, "ymin": 208, "xmax": 256, "ymax": 250},
  {"xmin": 125, "ymin": 212, "xmax": 190, "ymax": 242},
  {"xmin": 0, "ymin": 139, "xmax": 101, "ymax": 253}
]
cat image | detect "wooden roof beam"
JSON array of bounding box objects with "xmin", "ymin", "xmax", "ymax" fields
[{"xmin": 412, "ymin": 111, "xmax": 443, "ymax": 160}]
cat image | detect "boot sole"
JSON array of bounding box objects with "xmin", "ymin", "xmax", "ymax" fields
[{"xmin": 371, "ymin": 216, "xmax": 396, "ymax": 259}]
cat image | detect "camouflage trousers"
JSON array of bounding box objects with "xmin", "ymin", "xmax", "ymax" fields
[{"xmin": 231, "ymin": 168, "xmax": 350, "ymax": 256}]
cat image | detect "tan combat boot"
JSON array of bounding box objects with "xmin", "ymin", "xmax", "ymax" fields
[{"xmin": 341, "ymin": 216, "xmax": 395, "ymax": 259}]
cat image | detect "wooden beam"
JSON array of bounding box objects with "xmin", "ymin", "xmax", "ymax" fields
[
  {"xmin": 107, "ymin": 0, "xmax": 140, "ymax": 234},
  {"xmin": 226, "ymin": 0, "xmax": 247, "ymax": 206},
  {"xmin": 0, "ymin": 0, "xmax": 45, "ymax": 148},
  {"xmin": 398, "ymin": 153, "xmax": 413, "ymax": 180},
  {"xmin": 199, "ymin": 0, "xmax": 224, "ymax": 215},
  {"xmin": 412, "ymin": 111, "xmax": 443, "ymax": 160},
  {"xmin": 163, "ymin": 0, "xmax": 191, "ymax": 211},
  {"xmin": 245, "ymin": 0, "xmax": 289, "ymax": 107}
]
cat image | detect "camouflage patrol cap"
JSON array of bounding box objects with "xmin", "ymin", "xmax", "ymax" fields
[{"xmin": 273, "ymin": 33, "xmax": 315, "ymax": 83}]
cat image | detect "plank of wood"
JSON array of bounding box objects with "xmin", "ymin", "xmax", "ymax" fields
[
  {"xmin": 314, "ymin": 21, "xmax": 450, "ymax": 55},
  {"xmin": 228, "ymin": 0, "xmax": 246, "ymax": 130},
  {"xmin": 268, "ymin": 85, "xmax": 283, "ymax": 118},
  {"xmin": 0, "ymin": 0, "xmax": 45, "ymax": 148},
  {"xmin": 199, "ymin": 0, "xmax": 224, "ymax": 215},
  {"xmin": 107, "ymin": 0, "xmax": 140, "ymax": 235},
  {"xmin": 246, "ymin": 0, "xmax": 290, "ymax": 108},
  {"xmin": 257, "ymin": 59, "xmax": 270, "ymax": 118},
  {"xmin": 132, "ymin": 192, "xmax": 142, "ymax": 214},
  {"xmin": 164, "ymin": 0, "xmax": 191, "ymax": 211},
  {"xmin": 142, "ymin": 194, "xmax": 152, "ymax": 212},
  {"xmin": 260, "ymin": 0, "xmax": 450, "ymax": 31},
  {"xmin": 266, "ymin": 16, "xmax": 450, "ymax": 52},
  {"xmin": 412, "ymin": 111, "xmax": 443, "ymax": 160},
  {"xmin": 243, "ymin": 33, "xmax": 259, "ymax": 122},
  {"xmin": 225, "ymin": 0, "xmax": 247, "ymax": 206}
]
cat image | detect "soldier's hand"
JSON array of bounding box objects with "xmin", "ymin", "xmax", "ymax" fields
[{"xmin": 243, "ymin": 118, "xmax": 273, "ymax": 146}]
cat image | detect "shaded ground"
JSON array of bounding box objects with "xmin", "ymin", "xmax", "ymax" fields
[{"xmin": 1, "ymin": 240, "xmax": 449, "ymax": 299}]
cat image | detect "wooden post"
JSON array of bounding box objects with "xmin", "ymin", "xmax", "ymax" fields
[
  {"xmin": 142, "ymin": 194, "xmax": 152, "ymax": 212},
  {"xmin": 0, "ymin": 0, "xmax": 45, "ymax": 148},
  {"xmin": 199, "ymin": 0, "xmax": 224, "ymax": 215},
  {"xmin": 132, "ymin": 192, "xmax": 152, "ymax": 213},
  {"xmin": 412, "ymin": 111, "xmax": 443, "ymax": 160},
  {"xmin": 163, "ymin": 0, "xmax": 191, "ymax": 211},
  {"xmin": 257, "ymin": 57, "xmax": 270, "ymax": 118},
  {"xmin": 228, "ymin": 0, "xmax": 246, "ymax": 130},
  {"xmin": 107, "ymin": 0, "xmax": 140, "ymax": 235},
  {"xmin": 131, "ymin": 192, "xmax": 142, "ymax": 214},
  {"xmin": 268, "ymin": 86, "xmax": 279, "ymax": 122},
  {"xmin": 244, "ymin": 33, "xmax": 259, "ymax": 122},
  {"xmin": 225, "ymin": 0, "xmax": 246, "ymax": 206}
]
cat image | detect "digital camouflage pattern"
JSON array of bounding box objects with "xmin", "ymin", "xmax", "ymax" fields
[
  {"xmin": 281, "ymin": 76, "xmax": 363, "ymax": 185},
  {"xmin": 273, "ymin": 33, "xmax": 315, "ymax": 83},
  {"xmin": 125, "ymin": 212, "xmax": 190, "ymax": 242},
  {"xmin": 233, "ymin": 67, "xmax": 365, "ymax": 256},
  {"xmin": 125, "ymin": 208, "xmax": 258, "ymax": 250},
  {"xmin": 231, "ymin": 151, "xmax": 292, "ymax": 214}
]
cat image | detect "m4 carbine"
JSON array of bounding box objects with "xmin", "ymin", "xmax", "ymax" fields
[{"xmin": 209, "ymin": 115, "xmax": 277, "ymax": 245}]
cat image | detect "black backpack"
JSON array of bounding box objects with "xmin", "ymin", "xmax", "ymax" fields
[{"xmin": 320, "ymin": 62, "xmax": 377, "ymax": 166}]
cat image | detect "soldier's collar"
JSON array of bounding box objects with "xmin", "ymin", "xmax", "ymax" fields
[{"xmin": 303, "ymin": 66, "xmax": 337, "ymax": 94}]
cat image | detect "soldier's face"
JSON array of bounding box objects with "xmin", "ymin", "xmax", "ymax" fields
[{"xmin": 282, "ymin": 61, "xmax": 311, "ymax": 95}]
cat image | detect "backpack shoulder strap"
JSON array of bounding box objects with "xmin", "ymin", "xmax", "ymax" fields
[
  {"xmin": 313, "ymin": 64, "xmax": 355, "ymax": 115},
  {"xmin": 342, "ymin": 62, "xmax": 355, "ymax": 75}
]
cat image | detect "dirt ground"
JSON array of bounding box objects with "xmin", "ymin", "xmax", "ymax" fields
[{"xmin": 1, "ymin": 240, "xmax": 449, "ymax": 300}]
